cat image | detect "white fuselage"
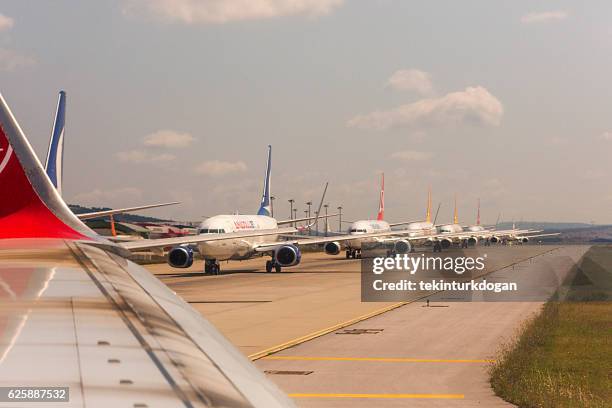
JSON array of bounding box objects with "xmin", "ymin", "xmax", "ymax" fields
[
  {"xmin": 438, "ymin": 224, "xmax": 464, "ymax": 234},
  {"xmin": 404, "ymin": 221, "xmax": 436, "ymax": 237},
  {"xmin": 197, "ymin": 215, "xmax": 279, "ymax": 261},
  {"xmin": 345, "ymin": 220, "xmax": 391, "ymax": 249}
]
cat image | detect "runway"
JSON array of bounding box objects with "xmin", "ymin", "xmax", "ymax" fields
[{"xmin": 146, "ymin": 245, "xmax": 590, "ymax": 406}]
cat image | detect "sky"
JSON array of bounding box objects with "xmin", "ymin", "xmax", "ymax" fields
[{"xmin": 1, "ymin": 1, "xmax": 611, "ymax": 225}]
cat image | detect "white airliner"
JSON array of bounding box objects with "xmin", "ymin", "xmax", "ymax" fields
[
  {"xmin": 44, "ymin": 90, "xmax": 180, "ymax": 221},
  {"xmin": 149, "ymin": 145, "xmax": 338, "ymax": 274},
  {"xmin": 0, "ymin": 92, "xmax": 295, "ymax": 407},
  {"xmin": 333, "ymin": 176, "xmax": 439, "ymax": 258},
  {"xmin": 435, "ymin": 197, "xmax": 557, "ymax": 251}
]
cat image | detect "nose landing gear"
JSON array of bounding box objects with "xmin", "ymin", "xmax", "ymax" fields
[
  {"xmin": 345, "ymin": 249, "xmax": 361, "ymax": 259},
  {"xmin": 266, "ymin": 260, "xmax": 282, "ymax": 273},
  {"xmin": 204, "ymin": 259, "xmax": 220, "ymax": 275}
]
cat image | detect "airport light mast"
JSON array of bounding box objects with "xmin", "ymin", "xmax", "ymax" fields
[
  {"xmin": 323, "ymin": 204, "xmax": 329, "ymax": 236},
  {"xmin": 306, "ymin": 201, "xmax": 312, "ymax": 235},
  {"xmin": 270, "ymin": 196, "xmax": 275, "ymax": 217},
  {"xmin": 288, "ymin": 199, "xmax": 294, "ymax": 227},
  {"xmin": 337, "ymin": 205, "xmax": 343, "ymax": 232}
]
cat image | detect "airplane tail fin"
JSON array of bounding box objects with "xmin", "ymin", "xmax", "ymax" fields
[
  {"xmin": 257, "ymin": 145, "xmax": 272, "ymax": 216},
  {"xmin": 109, "ymin": 214, "xmax": 117, "ymax": 237},
  {"xmin": 425, "ymin": 186, "xmax": 432, "ymax": 223},
  {"xmin": 45, "ymin": 91, "xmax": 66, "ymax": 195},
  {"xmin": 453, "ymin": 194, "xmax": 458, "ymax": 224},
  {"xmin": 376, "ymin": 173, "xmax": 384, "ymax": 221},
  {"xmin": 0, "ymin": 92, "xmax": 94, "ymax": 240}
]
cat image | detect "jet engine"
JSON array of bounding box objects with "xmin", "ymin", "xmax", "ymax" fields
[
  {"xmin": 440, "ymin": 238, "xmax": 452, "ymax": 249},
  {"xmin": 490, "ymin": 236, "xmax": 500, "ymax": 244},
  {"xmin": 324, "ymin": 241, "xmax": 341, "ymax": 255},
  {"xmin": 467, "ymin": 237, "xmax": 478, "ymax": 246},
  {"xmin": 518, "ymin": 237, "xmax": 529, "ymax": 243},
  {"xmin": 275, "ymin": 244, "xmax": 302, "ymax": 267},
  {"xmin": 167, "ymin": 246, "xmax": 194, "ymax": 268},
  {"xmin": 393, "ymin": 240, "xmax": 412, "ymax": 254}
]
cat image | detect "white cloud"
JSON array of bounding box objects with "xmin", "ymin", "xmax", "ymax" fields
[
  {"xmin": 194, "ymin": 160, "xmax": 247, "ymax": 176},
  {"xmin": 115, "ymin": 150, "xmax": 176, "ymax": 163},
  {"xmin": 0, "ymin": 48, "xmax": 36, "ymax": 72},
  {"xmin": 0, "ymin": 14, "xmax": 14, "ymax": 31},
  {"xmin": 143, "ymin": 129, "xmax": 195, "ymax": 148},
  {"xmin": 386, "ymin": 69, "xmax": 433, "ymax": 95},
  {"xmin": 390, "ymin": 150, "xmax": 433, "ymax": 161},
  {"xmin": 347, "ymin": 86, "xmax": 503, "ymax": 131},
  {"xmin": 600, "ymin": 131, "xmax": 612, "ymax": 141},
  {"xmin": 72, "ymin": 187, "xmax": 143, "ymax": 205},
  {"xmin": 521, "ymin": 10, "xmax": 568, "ymax": 24},
  {"xmin": 122, "ymin": 0, "xmax": 344, "ymax": 24}
]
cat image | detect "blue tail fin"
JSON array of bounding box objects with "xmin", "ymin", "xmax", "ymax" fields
[
  {"xmin": 257, "ymin": 145, "xmax": 272, "ymax": 216},
  {"xmin": 45, "ymin": 91, "xmax": 66, "ymax": 195}
]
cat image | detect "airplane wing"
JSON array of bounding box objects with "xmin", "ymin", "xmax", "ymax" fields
[
  {"xmin": 120, "ymin": 227, "xmax": 297, "ymax": 251},
  {"xmin": 388, "ymin": 220, "xmax": 422, "ymax": 227},
  {"xmin": 276, "ymin": 213, "xmax": 339, "ymax": 225},
  {"xmin": 253, "ymin": 228, "xmax": 477, "ymax": 251},
  {"xmin": 76, "ymin": 201, "xmax": 181, "ymax": 220},
  {"xmin": 0, "ymin": 92, "xmax": 294, "ymax": 407}
]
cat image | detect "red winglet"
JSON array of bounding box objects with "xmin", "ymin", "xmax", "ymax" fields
[{"xmin": 0, "ymin": 95, "xmax": 90, "ymax": 240}]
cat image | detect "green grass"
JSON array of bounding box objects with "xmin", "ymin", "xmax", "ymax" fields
[
  {"xmin": 490, "ymin": 248, "xmax": 612, "ymax": 408},
  {"xmin": 490, "ymin": 246, "xmax": 612, "ymax": 408}
]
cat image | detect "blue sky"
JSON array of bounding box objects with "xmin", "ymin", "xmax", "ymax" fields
[{"xmin": 1, "ymin": 1, "xmax": 611, "ymax": 224}]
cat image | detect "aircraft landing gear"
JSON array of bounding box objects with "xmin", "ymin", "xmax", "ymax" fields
[
  {"xmin": 346, "ymin": 249, "xmax": 361, "ymax": 259},
  {"xmin": 266, "ymin": 260, "xmax": 282, "ymax": 273},
  {"xmin": 461, "ymin": 240, "xmax": 469, "ymax": 249},
  {"xmin": 205, "ymin": 259, "xmax": 220, "ymax": 275},
  {"xmin": 433, "ymin": 242, "xmax": 442, "ymax": 253},
  {"xmin": 484, "ymin": 239, "xmax": 491, "ymax": 247}
]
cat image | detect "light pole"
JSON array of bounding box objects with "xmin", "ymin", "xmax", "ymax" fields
[
  {"xmin": 293, "ymin": 208, "xmax": 297, "ymax": 224},
  {"xmin": 288, "ymin": 199, "xmax": 294, "ymax": 227},
  {"xmin": 323, "ymin": 204, "xmax": 329, "ymax": 236},
  {"xmin": 337, "ymin": 205, "xmax": 343, "ymax": 232},
  {"xmin": 270, "ymin": 196, "xmax": 275, "ymax": 218},
  {"xmin": 306, "ymin": 201, "xmax": 312, "ymax": 235},
  {"xmin": 304, "ymin": 209, "xmax": 308, "ymax": 233}
]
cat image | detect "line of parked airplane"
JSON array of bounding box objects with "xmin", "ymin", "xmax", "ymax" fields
[{"xmin": 41, "ymin": 91, "xmax": 554, "ymax": 275}]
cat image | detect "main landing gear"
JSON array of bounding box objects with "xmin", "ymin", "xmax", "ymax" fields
[
  {"xmin": 265, "ymin": 260, "xmax": 282, "ymax": 273},
  {"xmin": 460, "ymin": 239, "xmax": 469, "ymax": 249},
  {"xmin": 433, "ymin": 242, "xmax": 442, "ymax": 253},
  {"xmin": 205, "ymin": 259, "xmax": 221, "ymax": 275},
  {"xmin": 345, "ymin": 249, "xmax": 361, "ymax": 259}
]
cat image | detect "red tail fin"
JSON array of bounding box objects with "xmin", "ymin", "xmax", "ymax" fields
[
  {"xmin": 110, "ymin": 215, "xmax": 117, "ymax": 237},
  {"xmin": 0, "ymin": 93, "xmax": 92, "ymax": 240},
  {"xmin": 377, "ymin": 173, "xmax": 384, "ymax": 221}
]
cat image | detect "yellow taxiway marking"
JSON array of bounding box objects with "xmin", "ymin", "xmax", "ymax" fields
[
  {"xmin": 288, "ymin": 393, "xmax": 464, "ymax": 399},
  {"xmin": 265, "ymin": 356, "xmax": 495, "ymax": 363},
  {"xmin": 248, "ymin": 247, "xmax": 560, "ymax": 361},
  {"xmin": 248, "ymin": 301, "xmax": 409, "ymax": 360}
]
